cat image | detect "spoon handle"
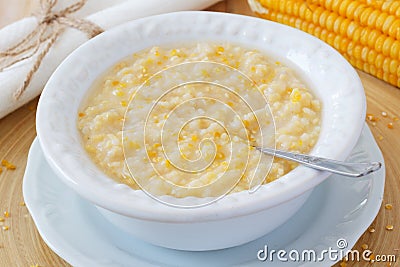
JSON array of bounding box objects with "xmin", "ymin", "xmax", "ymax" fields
[{"xmin": 255, "ymin": 147, "xmax": 382, "ymax": 177}]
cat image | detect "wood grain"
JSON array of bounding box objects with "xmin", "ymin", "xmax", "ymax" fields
[{"xmin": 0, "ymin": 1, "xmax": 399, "ymax": 266}]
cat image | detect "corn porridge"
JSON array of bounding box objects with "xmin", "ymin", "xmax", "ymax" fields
[{"xmin": 78, "ymin": 43, "xmax": 321, "ymax": 198}]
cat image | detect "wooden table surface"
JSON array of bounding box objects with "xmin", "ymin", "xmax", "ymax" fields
[{"xmin": 0, "ymin": 1, "xmax": 399, "ymax": 266}]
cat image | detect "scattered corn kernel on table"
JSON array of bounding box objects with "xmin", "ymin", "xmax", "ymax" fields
[{"xmin": 0, "ymin": 1, "xmax": 399, "ymax": 266}]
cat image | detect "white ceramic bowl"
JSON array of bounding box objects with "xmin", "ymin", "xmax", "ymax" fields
[{"xmin": 36, "ymin": 11, "xmax": 366, "ymax": 251}]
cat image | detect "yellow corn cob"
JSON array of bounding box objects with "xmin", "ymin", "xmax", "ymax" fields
[{"xmin": 249, "ymin": 0, "xmax": 400, "ymax": 87}]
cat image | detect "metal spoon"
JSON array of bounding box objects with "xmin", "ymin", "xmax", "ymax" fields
[{"xmin": 253, "ymin": 146, "xmax": 382, "ymax": 177}]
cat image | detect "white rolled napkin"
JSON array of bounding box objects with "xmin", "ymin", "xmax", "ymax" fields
[{"xmin": 0, "ymin": 0, "xmax": 221, "ymax": 119}]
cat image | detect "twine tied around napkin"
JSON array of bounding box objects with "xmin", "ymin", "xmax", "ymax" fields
[{"xmin": 0, "ymin": 0, "xmax": 104, "ymax": 100}]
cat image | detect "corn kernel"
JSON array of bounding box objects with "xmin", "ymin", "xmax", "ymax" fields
[
  {"xmin": 1, "ymin": 160, "xmax": 16, "ymax": 170},
  {"xmin": 298, "ymin": 140, "xmax": 303, "ymax": 146},
  {"xmin": 2, "ymin": 226, "xmax": 9, "ymax": 231},
  {"xmin": 78, "ymin": 112, "xmax": 85, "ymax": 117},
  {"xmin": 214, "ymin": 132, "xmax": 221, "ymax": 138},
  {"xmin": 382, "ymin": 111, "xmax": 388, "ymax": 117},
  {"xmin": 217, "ymin": 152, "xmax": 225, "ymax": 159},
  {"xmin": 121, "ymin": 101, "xmax": 128, "ymax": 107},
  {"xmin": 153, "ymin": 143, "xmax": 161, "ymax": 148},
  {"xmin": 201, "ymin": 69, "xmax": 210, "ymax": 77},
  {"xmin": 0, "ymin": 218, "xmax": 4, "ymax": 222},
  {"xmin": 366, "ymin": 113, "xmax": 377, "ymax": 121},
  {"xmin": 386, "ymin": 224, "xmax": 394, "ymax": 230},
  {"xmin": 227, "ymin": 102, "xmax": 234, "ymax": 107},
  {"xmin": 369, "ymin": 253, "xmax": 376, "ymax": 262},
  {"xmin": 0, "ymin": 167, "xmax": 2, "ymax": 175},
  {"xmin": 148, "ymin": 151, "xmax": 157, "ymax": 158},
  {"xmin": 114, "ymin": 90, "xmax": 125, "ymax": 97},
  {"xmin": 339, "ymin": 262, "xmax": 347, "ymax": 267},
  {"xmin": 191, "ymin": 135, "xmax": 198, "ymax": 141},
  {"xmin": 6, "ymin": 163, "xmax": 17, "ymax": 170},
  {"xmin": 128, "ymin": 141, "xmax": 140, "ymax": 150},
  {"xmin": 368, "ymin": 227, "xmax": 376, "ymax": 233},
  {"xmin": 122, "ymin": 69, "xmax": 134, "ymax": 75},
  {"xmin": 145, "ymin": 58, "xmax": 153, "ymax": 65},
  {"xmin": 290, "ymin": 88, "xmax": 302, "ymax": 102},
  {"xmin": 385, "ymin": 203, "xmax": 393, "ymax": 210},
  {"xmin": 361, "ymin": 244, "xmax": 369, "ymax": 250},
  {"xmin": 207, "ymin": 173, "xmax": 217, "ymax": 180},
  {"xmin": 165, "ymin": 160, "xmax": 171, "ymax": 168},
  {"xmin": 3, "ymin": 211, "xmax": 10, "ymax": 218},
  {"xmin": 112, "ymin": 80, "xmax": 120, "ymax": 86}
]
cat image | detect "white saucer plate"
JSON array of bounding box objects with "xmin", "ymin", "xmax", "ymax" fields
[{"xmin": 23, "ymin": 125, "xmax": 384, "ymax": 267}]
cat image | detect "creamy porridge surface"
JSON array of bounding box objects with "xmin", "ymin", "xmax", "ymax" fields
[{"xmin": 78, "ymin": 43, "xmax": 321, "ymax": 198}]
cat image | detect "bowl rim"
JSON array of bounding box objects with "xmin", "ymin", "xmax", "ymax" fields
[{"xmin": 36, "ymin": 11, "xmax": 366, "ymax": 222}]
